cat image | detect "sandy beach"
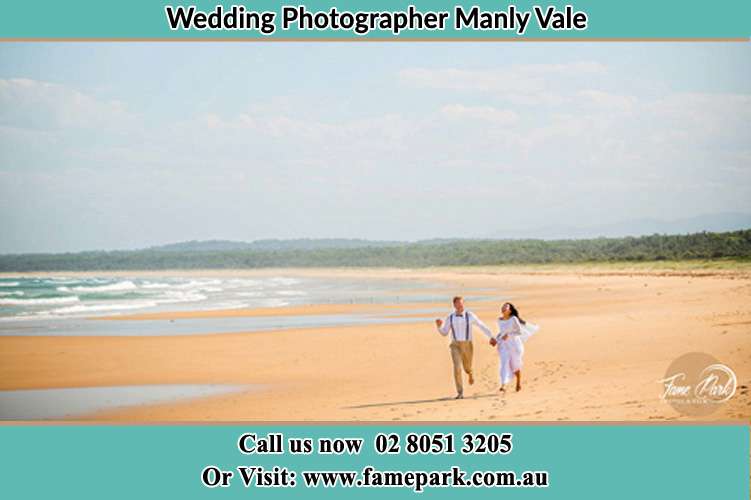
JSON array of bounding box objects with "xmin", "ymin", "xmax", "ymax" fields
[{"xmin": 1, "ymin": 266, "xmax": 749, "ymax": 422}]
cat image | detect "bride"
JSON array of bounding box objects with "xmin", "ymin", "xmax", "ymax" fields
[{"xmin": 489, "ymin": 302, "xmax": 539, "ymax": 392}]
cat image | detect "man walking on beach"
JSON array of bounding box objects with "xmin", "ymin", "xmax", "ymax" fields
[{"xmin": 435, "ymin": 296, "xmax": 493, "ymax": 399}]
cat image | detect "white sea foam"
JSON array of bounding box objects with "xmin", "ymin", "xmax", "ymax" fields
[
  {"xmin": 51, "ymin": 301, "xmax": 157, "ymax": 315},
  {"xmin": 0, "ymin": 296, "xmax": 80, "ymax": 306},
  {"xmin": 178, "ymin": 279, "xmax": 221, "ymax": 289},
  {"xmin": 142, "ymin": 280, "xmax": 222, "ymax": 292},
  {"xmin": 269, "ymin": 277, "xmax": 301, "ymax": 286},
  {"xmin": 69, "ymin": 280, "xmax": 138, "ymax": 293},
  {"xmin": 141, "ymin": 281, "xmax": 172, "ymax": 289},
  {"xmin": 156, "ymin": 291, "xmax": 208, "ymax": 304},
  {"xmin": 0, "ymin": 275, "xmax": 320, "ymax": 320},
  {"xmin": 226, "ymin": 279, "xmax": 262, "ymax": 288},
  {"xmin": 205, "ymin": 301, "xmax": 248, "ymax": 310},
  {"xmin": 259, "ymin": 298, "xmax": 290, "ymax": 308}
]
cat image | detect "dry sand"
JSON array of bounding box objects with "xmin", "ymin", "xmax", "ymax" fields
[{"xmin": 1, "ymin": 266, "xmax": 749, "ymax": 422}]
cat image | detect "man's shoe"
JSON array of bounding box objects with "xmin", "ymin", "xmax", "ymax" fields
[
  {"xmin": 468, "ymin": 373, "xmax": 475, "ymax": 385},
  {"xmin": 455, "ymin": 393, "xmax": 464, "ymax": 400}
]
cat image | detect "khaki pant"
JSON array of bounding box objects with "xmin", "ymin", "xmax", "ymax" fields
[{"xmin": 449, "ymin": 340, "xmax": 474, "ymax": 395}]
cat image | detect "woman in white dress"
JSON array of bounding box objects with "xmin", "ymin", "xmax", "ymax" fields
[{"xmin": 490, "ymin": 302, "xmax": 539, "ymax": 392}]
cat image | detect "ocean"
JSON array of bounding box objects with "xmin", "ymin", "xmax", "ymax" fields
[
  {"xmin": 0, "ymin": 276, "xmax": 312, "ymax": 320},
  {"xmin": 0, "ymin": 274, "xmax": 455, "ymax": 320}
]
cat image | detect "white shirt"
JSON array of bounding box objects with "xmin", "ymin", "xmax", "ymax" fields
[{"xmin": 436, "ymin": 310, "xmax": 493, "ymax": 341}]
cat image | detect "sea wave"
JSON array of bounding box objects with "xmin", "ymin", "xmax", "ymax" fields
[
  {"xmin": 204, "ymin": 301, "xmax": 248, "ymax": 310},
  {"xmin": 64, "ymin": 280, "xmax": 138, "ymax": 293},
  {"xmin": 0, "ymin": 296, "xmax": 80, "ymax": 306},
  {"xmin": 141, "ymin": 281, "xmax": 171, "ymax": 289},
  {"xmin": 50, "ymin": 301, "xmax": 157, "ymax": 315},
  {"xmin": 269, "ymin": 277, "xmax": 301, "ymax": 286},
  {"xmin": 142, "ymin": 280, "xmax": 222, "ymax": 292},
  {"xmin": 0, "ymin": 275, "xmax": 314, "ymax": 319},
  {"xmin": 155, "ymin": 291, "xmax": 208, "ymax": 304},
  {"xmin": 276, "ymin": 290, "xmax": 307, "ymax": 296},
  {"xmin": 259, "ymin": 298, "xmax": 290, "ymax": 308},
  {"xmin": 226, "ymin": 279, "xmax": 262, "ymax": 288},
  {"xmin": 175, "ymin": 280, "xmax": 220, "ymax": 289}
]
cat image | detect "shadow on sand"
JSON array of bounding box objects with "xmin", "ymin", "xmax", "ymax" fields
[{"xmin": 344, "ymin": 393, "xmax": 498, "ymax": 410}]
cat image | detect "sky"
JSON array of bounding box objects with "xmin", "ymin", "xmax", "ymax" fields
[{"xmin": 0, "ymin": 42, "xmax": 749, "ymax": 253}]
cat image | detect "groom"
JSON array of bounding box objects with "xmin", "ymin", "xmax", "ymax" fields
[{"xmin": 435, "ymin": 296, "xmax": 493, "ymax": 399}]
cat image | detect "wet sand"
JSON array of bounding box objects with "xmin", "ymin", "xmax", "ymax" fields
[{"xmin": 1, "ymin": 266, "xmax": 749, "ymax": 421}]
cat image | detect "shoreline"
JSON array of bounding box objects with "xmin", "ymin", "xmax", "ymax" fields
[{"xmin": 88, "ymin": 302, "xmax": 445, "ymax": 321}]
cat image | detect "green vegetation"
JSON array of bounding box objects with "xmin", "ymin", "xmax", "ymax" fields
[{"xmin": 1, "ymin": 230, "xmax": 750, "ymax": 272}]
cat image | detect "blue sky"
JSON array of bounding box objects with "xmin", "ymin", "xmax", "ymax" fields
[{"xmin": 0, "ymin": 42, "xmax": 749, "ymax": 252}]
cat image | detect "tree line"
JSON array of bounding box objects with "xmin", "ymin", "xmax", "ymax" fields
[{"xmin": 1, "ymin": 230, "xmax": 750, "ymax": 272}]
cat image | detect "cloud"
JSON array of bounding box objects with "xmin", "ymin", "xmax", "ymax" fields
[
  {"xmin": 0, "ymin": 78, "xmax": 135, "ymax": 131},
  {"xmin": 398, "ymin": 61, "xmax": 607, "ymax": 104},
  {"xmin": 1, "ymin": 60, "xmax": 749, "ymax": 251},
  {"xmin": 577, "ymin": 90, "xmax": 637, "ymax": 113},
  {"xmin": 440, "ymin": 104, "xmax": 519, "ymax": 125}
]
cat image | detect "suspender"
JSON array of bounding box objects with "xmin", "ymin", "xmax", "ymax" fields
[{"xmin": 449, "ymin": 312, "xmax": 471, "ymax": 341}]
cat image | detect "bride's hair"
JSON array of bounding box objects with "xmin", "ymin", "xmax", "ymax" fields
[{"xmin": 502, "ymin": 302, "xmax": 526, "ymax": 325}]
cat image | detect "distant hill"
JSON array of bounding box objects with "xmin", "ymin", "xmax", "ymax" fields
[
  {"xmin": 495, "ymin": 212, "xmax": 751, "ymax": 240},
  {"xmin": 149, "ymin": 238, "xmax": 403, "ymax": 252},
  {"xmin": 149, "ymin": 240, "xmax": 254, "ymax": 252}
]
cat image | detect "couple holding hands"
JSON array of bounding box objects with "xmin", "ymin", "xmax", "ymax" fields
[{"xmin": 435, "ymin": 296, "xmax": 539, "ymax": 399}]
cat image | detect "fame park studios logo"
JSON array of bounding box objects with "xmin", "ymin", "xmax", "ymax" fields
[{"xmin": 658, "ymin": 352, "xmax": 737, "ymax": 416}]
